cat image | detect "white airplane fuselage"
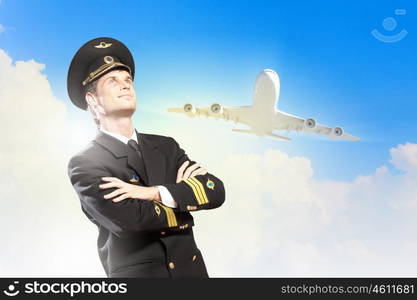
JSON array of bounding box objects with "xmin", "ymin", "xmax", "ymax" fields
[
  {"xmin": 167, "ymin": 68, "xmax": 359, "ymax": 141},
  {"xmin": 245, "ymin": 69, "xmax": 280, "ymax": 135}
]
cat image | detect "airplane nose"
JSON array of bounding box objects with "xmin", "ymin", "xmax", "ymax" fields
[
  {"xmin": 258, "ymin": 69, "xmax": 280, "ymax": 90},
  {"xmin": 262, "ymin": 69, "xmax": 279, "ymax": 81},
  {"xmin": 262, "ymin": 69, "xmax": 277, "ymax": 75}
]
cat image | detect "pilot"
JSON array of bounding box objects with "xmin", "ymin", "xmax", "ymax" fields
[{"xmin": 66, "ymin": 37, "xmax": 226, "ymax": 277}]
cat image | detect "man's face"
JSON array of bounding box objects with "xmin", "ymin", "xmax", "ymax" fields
[{"xmin": 89, "ymin": 69, "xmax": 136, "ymax": 118}]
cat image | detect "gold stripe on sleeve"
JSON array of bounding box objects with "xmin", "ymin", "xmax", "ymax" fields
[
  {"xmin": 159, "ymin": 204, "xmax": 178, "ymax": 227},
  {"xmin": 187, "ymin": 178, "xmax": 206, "ymax": 204},
  {"xmin": 184, "ymin": 178, "xmax": 204, "ymax": 205},
  {"xmin": 189, "ymin": 177, "xmax": 209, "ymax": 204}
]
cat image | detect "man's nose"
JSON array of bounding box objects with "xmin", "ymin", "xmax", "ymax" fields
[{"xmin": 120, "ymin": 80, "xmax": 130, "ymax": 90}]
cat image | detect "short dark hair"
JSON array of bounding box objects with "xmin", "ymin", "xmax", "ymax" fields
[{"xmin": 84, "ymin": 79, "xmax": 98, "ymax": 95}]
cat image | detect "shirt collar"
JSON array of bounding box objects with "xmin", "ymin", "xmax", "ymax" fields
[{"xmin": 99, "ymin": 128, "xmax": 138, "ymax": 145}]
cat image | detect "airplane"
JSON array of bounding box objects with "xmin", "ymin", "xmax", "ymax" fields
[{"xmin": 167, "ymin": 69, "xmax": 359, "ymax": 141}]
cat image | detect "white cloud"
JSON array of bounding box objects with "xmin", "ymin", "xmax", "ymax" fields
[
  {"xmin": 0, "ymin": 24, "xmax": 5, "ymax": 34},
  {"xmin": 1, "ymin": 48, "xmax": 417, "ymax": 277},
  {"xmin": 195, "ymin": 143, "xmax": 417, "ymax": 277},
  {"xmin": 390, "ymin": 143, "xmax": 417, "ymax": 173},
  {"xmin": 0, "ymin": 49, "xmax": 101, "ymax": 277}
]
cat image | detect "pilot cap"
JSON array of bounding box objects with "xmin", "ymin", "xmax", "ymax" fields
[{"xmin": 67, "ymin": 37, "xmax": 135, "ymax": 110}]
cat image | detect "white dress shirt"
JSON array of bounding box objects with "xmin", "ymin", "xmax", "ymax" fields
[{"xmin": 100, "ymin": 128, "xmax": 178, "ymax": 208}]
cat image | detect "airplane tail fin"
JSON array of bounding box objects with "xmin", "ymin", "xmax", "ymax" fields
[{"xmin": 231, "ymin": 129, "xmax": 291, "ymax": 141}]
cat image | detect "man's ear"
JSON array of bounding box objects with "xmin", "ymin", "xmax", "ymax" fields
[
  {"xmin": 85, "ymin": 92, "xmax": 98, "ymax": 108},
  {"xmin": 86, "ymin": 92, "xmax": 105, "ymax": 115}
]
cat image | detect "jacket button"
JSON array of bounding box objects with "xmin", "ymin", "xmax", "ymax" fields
[
  {"xmin": 160, "ymin": 231, "xmax": 166, "ymax": 235},
  {"xmin": 192, "ymin": 255, "xmax": 197, "ymax": 261},
  {"xmin": 187, "ymin": 205, "xmax": 197, "ymax": 211},
  {"xmin": 169, "ymin": 262, "xmax": 175, "ymax": 269}
]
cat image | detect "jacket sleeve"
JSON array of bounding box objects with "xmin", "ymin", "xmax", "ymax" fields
[
  {"xmin": 161, "ymin": 138, "xmax": 226, "ymax": 213},
  {"xmin": 68, "ymin": 155, "xmax": 184, "ymax": 238}
]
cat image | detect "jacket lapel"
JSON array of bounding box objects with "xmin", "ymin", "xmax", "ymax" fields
[
  {"xmin": 94, "ymin": 130, "xmax": 166, "ymax": 186},
  {"xmin": 126, "ymin": 144, "xmax": 148, "ymax": 185},
  {"xmin": 137, "ymin": 132, "xmax": 166, "ymax": 186},
  {"xmin": 94, "ymin": 131, "xmax": 146, "ymax": 182},
  {"xmin": 94, "ymin": 131, "xmax": 127, "ymax": 158}
]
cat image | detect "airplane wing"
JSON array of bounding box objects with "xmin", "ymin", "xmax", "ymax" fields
[
  {"xmin": 167, "ymin": 103, "xmax": 253, "ymax": 127},
  {"xmin": 273, "ymin": 110, "xmax": 360, "ymax": 141},
  {"xmin": 168, "ymin": 103, "xmax": 297, "ymax": 141}
]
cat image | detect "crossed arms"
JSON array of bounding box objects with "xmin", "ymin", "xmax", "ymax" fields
[{"xmin": 68, "ymin": 138, "xmax": 225, "ymax": 238}]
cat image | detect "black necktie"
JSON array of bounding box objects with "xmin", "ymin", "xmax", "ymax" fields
[{"xmin": 127, "ymin": 139, "xmax": 148, "ymax": 184}]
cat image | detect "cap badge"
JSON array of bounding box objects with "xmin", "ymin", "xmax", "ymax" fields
[
  {"xmin": 95, "ymin": 41, "xmax": 112, "ymax": 49},
  {"xmin": 104, "ymin": 56, "xmax": 114, "ymax": 64}
]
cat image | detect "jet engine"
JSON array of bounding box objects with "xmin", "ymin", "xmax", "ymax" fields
[
  {"xmin": 304, "ymin": 118, "xmax": 316, "ymax": 129},
  {"xmin": 210, "ymin": 103, "xmax": 223, "ymax": 115},
  {"xmin": 183, "ymin": 103, "xmax": 196, "ymax": 114},
  {"xmin": 333, "ymin": 126, "xmax": 343, "ymax": 136}
]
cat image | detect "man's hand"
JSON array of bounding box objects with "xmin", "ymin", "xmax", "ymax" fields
[
  {"xmin": 176, "ymin": 161, "xmax": 207, "ymax": 183},
  {"xmin": 99, "ymin": 177, "xmax": 161, "ymax": 203}
]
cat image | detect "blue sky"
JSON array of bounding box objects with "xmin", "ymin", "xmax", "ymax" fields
[
  {"xmin": 3, "ymin": 0, "xmax": 417, "ymax": 278},
  {"xmin": 1, "ymin": 0, "xmax": 416, "ymax": 181}
]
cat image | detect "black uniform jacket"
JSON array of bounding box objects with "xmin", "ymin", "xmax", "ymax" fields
[{"xmin": 67, "ymin": 131, "xmax": 225, "ymax": 277}]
